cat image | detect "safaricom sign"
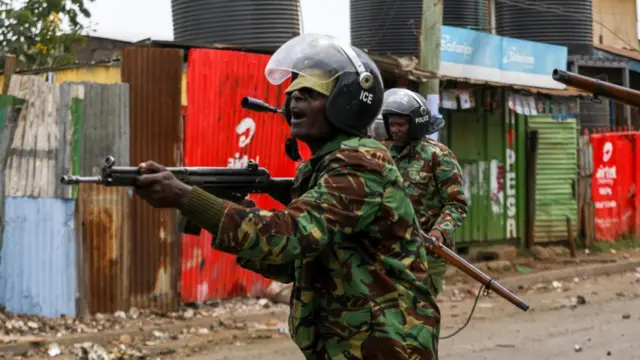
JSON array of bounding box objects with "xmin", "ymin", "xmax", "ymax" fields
[
  {"xmin": 440, "ymin": 34, "xmax": 473, "ymax": 55},
  {"xmin": 438, "ymin": 25, "xmax": 568, "ymax": 89},
  {"xmin": 502, "ymin": 47, "xmax": 535, "ymax": 67}
]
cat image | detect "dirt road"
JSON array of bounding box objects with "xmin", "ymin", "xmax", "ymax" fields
[
  {"xmin": 183, "ymin": 270, "xmax": 640, "ymax": 360},
  {"xmin": 20, "ymin": 265, "xmax": 640, "ymax": 359}
]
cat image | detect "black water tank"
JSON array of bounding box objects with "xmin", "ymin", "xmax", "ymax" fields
[
  {"xmin": 171, "ymin": 0, "xmax": 300, "ymax": 51},
  {"xmin": 351, "ymin": 0, "xmax": 491, "ymax": 56},
  {"xmin": 443, "ymin": 0, "xmax": 491, "ymax": 32},
  {"xmin": 496, "ymin": 0, "xmax": 592, "ymax": 55}
]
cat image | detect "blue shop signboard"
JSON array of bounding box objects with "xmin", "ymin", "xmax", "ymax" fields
[{"xmin": 439, "ymin": 26, "xmax": 568, "ymax": 89}]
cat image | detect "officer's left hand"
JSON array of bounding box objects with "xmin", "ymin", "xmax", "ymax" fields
[
  {"xmin": 134, "ymin": 161, "xmax": 193, "ymax": 209},
  {"xmin": 428, "ymin": 229, "xmax": 445, "ymax": 245}
]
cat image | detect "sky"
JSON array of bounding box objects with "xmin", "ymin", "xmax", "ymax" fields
[{"xmin": 83, "ymin": 0, "xmax": 350, "ymax": 43}]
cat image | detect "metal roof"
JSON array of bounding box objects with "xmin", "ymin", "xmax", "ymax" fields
[
  {"xmin": 439, "ymin": 75, "xmax": 590, "ymax": 97},
  {"xmin": 0, "ymin": 38, "xmax": 587, "ymax": 97}
]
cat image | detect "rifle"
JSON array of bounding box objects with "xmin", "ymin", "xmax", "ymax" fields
[
  {"xmin": 60, "ymin": 156, "xmax": 294, "ymax": 235},
  {"xmin": 61, "ymin": 96, "xmax": 529, "ymax": 315},
  {"xmin": 241, "ymin": 96, "xmax": 302, "ymax": 161},
  {"xmin": 241, "ymin": 96, "xmax": 283, "ymax": 114},
  {"xmin": 422, "ymin": 233, "xmax": 529, "ymax": 312},
  {"xmin": 552, "ymin": 69, "xmax": 640, "ymax": 108}
]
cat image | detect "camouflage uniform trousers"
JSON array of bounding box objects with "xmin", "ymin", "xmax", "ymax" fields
[{"xmin": 425, "ymin": 255, "xmax": 446, "ymax": 298}]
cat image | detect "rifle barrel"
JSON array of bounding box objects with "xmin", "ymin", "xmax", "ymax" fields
[
  {"xmin": 60, "ymin": 175, "xmax": 102, "ymax": 185},
  {"xmin": 424, "ymin": 234, "xmax": 530, "ymax": 311},
  {"xmin": 552, "ymin": 69, "xmax": 640, "ymax": 108},
  {"xmin": 241, "ymin": 97, "xmax": 282, "ymax": 114}
]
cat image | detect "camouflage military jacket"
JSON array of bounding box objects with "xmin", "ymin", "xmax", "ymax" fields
[
  {"xmin": 383, "ymin": 139, "xmax": 468, "ymax": 246},
  {"xmin": 182, "ymin": 133, "xmax": 440, "ymax": 359}
]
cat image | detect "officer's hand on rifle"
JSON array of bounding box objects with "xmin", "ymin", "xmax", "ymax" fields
[
  {"xmin": 428, "ymin": 229, "xmax": 446, "ymax": 246},
  {"xmin": 135, "ymin": 161, "xmax": 193, "ymax": 209}
]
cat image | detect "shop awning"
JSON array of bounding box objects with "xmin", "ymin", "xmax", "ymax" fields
[{"xmin": 439, "ymin": 75, "xmax": 590, "ymax": 97}]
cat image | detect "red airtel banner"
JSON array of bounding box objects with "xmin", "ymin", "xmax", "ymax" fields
[
  {"xmin": 590, "ymin": 132, "xmax": 637, "ymax": 241},
  {"xmin": 181, "ymin": 48, "xmax": 311, "ymax": 302}
]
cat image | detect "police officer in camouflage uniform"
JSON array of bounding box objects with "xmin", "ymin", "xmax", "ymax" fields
[
  {"xmin": 381, "ymin": 88, "xmax": 468, "ymax": 298},
  {"xmin": 132, "ymin": 34, "xmax": 440, "ymax": 359}
]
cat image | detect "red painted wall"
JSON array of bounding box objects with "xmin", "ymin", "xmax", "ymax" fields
[{"xmin": 181, "ymin": 48, "xmax": 310, "ymax": 301}]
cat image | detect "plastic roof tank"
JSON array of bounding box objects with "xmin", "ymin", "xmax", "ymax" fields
[
  {"xmin": 171, "ymin": 0, "xmax": 301, "ymax": 51},
  {"xmin": 496, "ymin": 0, "xmax": 593, "ymax": 55},
  {"xmin": 350, "ymin": 0, "xmax": 491, "ymax": 56}
]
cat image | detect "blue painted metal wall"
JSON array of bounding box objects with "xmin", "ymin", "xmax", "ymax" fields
[
  {"xmin": 0, "ymin": 76, "xmax": 81, "ymax": 318},
  {"xmin": 0, "ymin": 197, "xmax": 77, "ymax": 317}
]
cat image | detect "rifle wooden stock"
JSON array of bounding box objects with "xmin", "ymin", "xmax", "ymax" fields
[
  {"xmin": 424, "ymin": 234, "xmax": 530, "ymax": 312},
  {"xmin": 552, "ymin": 69, "xmax": 640, "ymax": 108}
]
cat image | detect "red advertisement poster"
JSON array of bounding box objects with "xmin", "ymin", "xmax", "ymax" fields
[
  {"xmin": 591, "ymin": 133, "xmax": 634, "ymax": 241},
  {"xmin": 181, "ymin": 48, "xmax": 309, "ymax": 302}
]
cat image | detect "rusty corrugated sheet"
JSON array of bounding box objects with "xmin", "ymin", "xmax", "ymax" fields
[
  {"xmin": 76, "ymin": 82, "xmax": 131, "ymax": 314},
  {"xmin": 121, "ymin": 47, "xmax": 182, "ymax": 312},
  {"xmin": 181, "ymin": 48, "xmax": 307, "ymax": 302}
]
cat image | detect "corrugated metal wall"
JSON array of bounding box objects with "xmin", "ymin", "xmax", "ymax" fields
[
  {"xmin": 0, "ymin": 75, "xmax": 79, "ymax": 317},
  {"xmin": 76, "ymin": 82, "xmax": 131, "ymax": 314},
  {"xmin": 579, "ymin": 134, "xmax": 595, "ymax": 245},
  {"xmin": 59, "ymin": 83, "xmax": 84, "ymax": 199},
  {"xmin": 448, "ymin": 108, "xmax": 513, "ymax": 243},
  {"xmin": 52, "ymin": 65, "xmax": 123, "ymax": 85},
  {"xmin": 0, "ymin": 197, "xmax": 77, "ymax": 317},
  {"xmin": 4, "ymin": 76, "xmax": 73, "ymax": 199},
  {"xmin": 0, "ymin": 96, "xmax": 23, "ymax": 272},
  {"xmin": 0, "ymin": 65, "xmax": 189, "ymax": 106},
  {"xmin": 528, "ymin": 116, "xmax": 579, "ymax": 243},
  {"xmin": 121, "ymin": 48, "xmax": 182, "ymax": 312},
  {"xmin": 181, "ymin": 48, "xmax": 299, "ymax": 301}
]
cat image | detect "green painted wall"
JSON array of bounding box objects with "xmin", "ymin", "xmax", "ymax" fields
[
  {"xmin": 527, "ymin": 116, "xmax": 578, "ymax": 243},
  {"xmin": 444, "ymin": 89, "xmax": 526, "ymax": 246},
  {"xmin": 516, "ymin": 114, "xmax": 527, "ymax": 247}
]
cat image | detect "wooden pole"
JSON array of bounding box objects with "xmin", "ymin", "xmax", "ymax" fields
[
  {"xmin": 2, "ymin": 54, "xmax": 17, "ymax": 94},
  {"xmin": 419, "ymin": 0, "xmax": 443, "ymax": 140},
  {"xmin": 566, "ymin": 216, "xmax": 577, "ymax": 258}
]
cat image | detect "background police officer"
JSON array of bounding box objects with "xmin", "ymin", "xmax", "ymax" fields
[{"xmin": 381, "ymin": 88, "xmax": 469, "ymax": 298}]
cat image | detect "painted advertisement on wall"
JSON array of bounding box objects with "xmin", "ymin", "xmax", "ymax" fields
[
  {"xmin": 590, "ymin": 133, "xmax": 635, "ymax": 241},
  {"xmin": 450, "ymin": 106, "xmax": 525, "ymax": 244},
  {"xmin": 181, "ymin": 49, "xmax": 310, "ymax": 302}
]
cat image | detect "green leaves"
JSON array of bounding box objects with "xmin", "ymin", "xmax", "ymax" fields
[{"xmin": 0, "ymin": 0, "xmax": 94, "ymax": 68}]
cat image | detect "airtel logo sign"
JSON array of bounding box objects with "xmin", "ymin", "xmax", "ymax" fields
[
  {"xmin": 602, "ymin": 141, "xmax": 613, "ymax": 162},
  {"xmin": 228, "ymin": 117, "xmax": 260, "ymax": 168},
  {"xmin": 596, "ymin": 141, "xmax": 616, "ymax": 183},
  {"xmin": 236, "ymin": 117, "xmax": 256, "ymax": 148}
]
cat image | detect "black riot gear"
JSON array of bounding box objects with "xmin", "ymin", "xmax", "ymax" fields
[
  {"xmin": 381, "ymin": 88, "xmax": 444, "ymax": 140},
  {"xmin": 265, "ymin": 34, "xmax": 384, "ymax": 136}
]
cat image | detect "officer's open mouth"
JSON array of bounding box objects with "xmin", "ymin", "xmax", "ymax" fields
[{"xmin": 291, "ymin": 109, "xmax": 306, "ymax": 122}]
